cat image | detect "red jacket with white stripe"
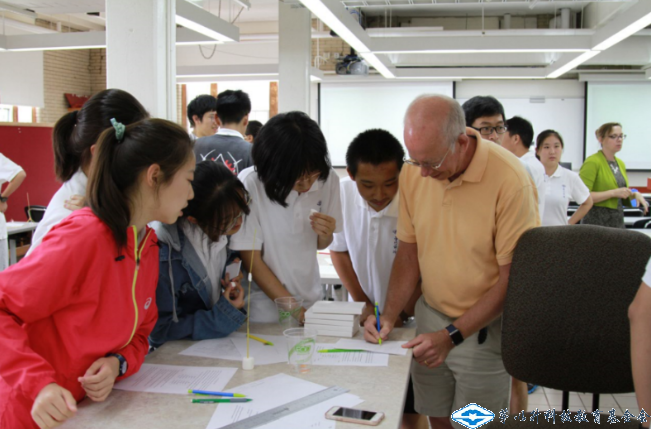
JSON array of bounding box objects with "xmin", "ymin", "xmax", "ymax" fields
[{"xmin": 0, "ymin": 208, "xmax": 159, "ymax": 428}]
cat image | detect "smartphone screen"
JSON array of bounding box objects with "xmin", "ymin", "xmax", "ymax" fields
[
  {"xmin": 333, "ymin": 407, "xmax": 377, "ymax": 421},
  {"xmin": 225, "ymin": 261, "xmax": 241, "ymax": 281}
]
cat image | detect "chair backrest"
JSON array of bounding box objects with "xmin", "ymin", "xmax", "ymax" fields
[
  {"xmin": 502, "ymin": 225, "xmax": 651, "ymax": 393},
  {"xmin": 25, "ymin": 205, "xmax": 47, "ymax": 222}
]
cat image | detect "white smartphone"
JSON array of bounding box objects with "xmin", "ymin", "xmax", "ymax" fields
[
  {"xmin": 224, "ymin": 261, "xmax": 241, "ymax": 281},
  {"xmin": 325, "ymin": 406, "xmax": 385, "ymax": 426}
]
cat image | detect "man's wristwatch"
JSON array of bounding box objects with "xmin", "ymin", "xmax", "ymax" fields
[
  {"xmin": 0, "ymin": 196, "xmax": 8, "ymax": 203},
  {"xmin": 445, "ymin": 324, "xmax": 464, "ymax": 346},
  {"xmin": 106, "ymin": 353, "xmax": 128, "ymax": 377}
]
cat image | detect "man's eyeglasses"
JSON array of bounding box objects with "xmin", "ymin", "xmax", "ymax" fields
[
  {"xmin": 404, "ymin": 145, "xmax": 452, "ymax": 171},
  {"xmin": 608, "ymin": 134, "xmax": 627, "ymax": 140},
  {"xmin": 472, "ymin": 126, "xmax": 508, "ymax": 136}
]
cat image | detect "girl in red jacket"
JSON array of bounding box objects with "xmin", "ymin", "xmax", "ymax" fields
[{"xmin": 0, "ymin": 118, "xmax": 195, "ymax": 429}]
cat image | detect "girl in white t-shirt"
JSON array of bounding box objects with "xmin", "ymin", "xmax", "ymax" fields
[
  {"xmin": 535, "ymin": 130, "xmax": 594, "ymax": 226},
  {"xmin": 27, "ymin": 89, "xmax": 149, "ymax": 256},
  {"xmin": 229, "ymin": 111, "xmax": 343, "ymax": 323}
]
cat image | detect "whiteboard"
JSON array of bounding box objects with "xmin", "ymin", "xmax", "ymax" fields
[
  {"xmin": 586, "ymin": 82, "xmax": 651, "ymax": 171},
  {"xmin": 320, "ymin": 81, "xmax": 453, "ymax": 167},
  {"xmin": 457, "ymin": 97, "xmax": 585, "ymax": 170}
]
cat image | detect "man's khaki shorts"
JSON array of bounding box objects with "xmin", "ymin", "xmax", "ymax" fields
[{"xmin": 411, "ymin": 297, "xmax": 510, "ymax": 422}]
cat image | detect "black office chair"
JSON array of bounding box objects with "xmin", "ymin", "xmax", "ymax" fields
[
  {"xmin": 487, "ymin": 225, "xmax": 651, "ymax": 428},
  {"xmin": 25, "ymin": 205, "xmax": 46, "ymax": 222}
]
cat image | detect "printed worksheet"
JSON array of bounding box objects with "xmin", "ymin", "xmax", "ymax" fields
[
  {"xmin": 113, "ymin": 364, "xmax": 237, "ymax": 394},
  {"xmin": 179, "ymin": 338, "xmax": 242, "ymax": 360},
  {"xmin": 334, "ymin": 339, "xmax": 409, "ymax": 356},
  {"xmin": 229, "ymin": 333, "xmax": 289, "ymax": 365},
  {"xmin": 206, "ymin": 373, "xmax": 361, "ymax": 429},
  {"xmin": 312, "ymin": 344, "xmax": 388, "ymax": 366}
]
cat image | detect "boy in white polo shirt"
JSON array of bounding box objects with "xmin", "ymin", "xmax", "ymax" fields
[
  {"xmin": 330, "ymin": 129, "xmax": 420, "ymax": 323},
  {"xmin": 330, "ymin": 129, "xmax": 421, "ymax": 429}
]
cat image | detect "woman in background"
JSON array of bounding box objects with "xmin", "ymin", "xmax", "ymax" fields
[{"xmin": 579, "ymin": 122, "xmax": 648, "ymax": 228}]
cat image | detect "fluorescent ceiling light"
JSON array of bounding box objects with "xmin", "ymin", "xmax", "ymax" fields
[
  {"xmin": 175, "ymin": 0, "xmax": 239, "ymax": 43},
  {"xmin": 178, "ymin": 73, "xmax": 278, "ymax": 78},
  {"xmin": 395, "ymin": 76, "xmax": 544, "ymax": 80},
  {"xmin": 375, "ymin": 48, "xmax": 589, "ymax": 54},
  {"xmin": 298, "ymin": 0, "xmax": 369, "ymax": 53},
  {"xmin": 593, "ymin": 11, "xmax": 651, "ymax": 51},
  {"xmin": 5, "ymin": 32, "xmax": 106, "ymax": 51},
  {"xmin": 0, "ymin": 1, "xmax": 37, "ymax": 18},
  {"xmin": 360, "ymin": 52, "xmax": 395, "ymax": 79},
  {"xmin": 547, "ymin": 50, "xmax": 600, "ymax": 79}
]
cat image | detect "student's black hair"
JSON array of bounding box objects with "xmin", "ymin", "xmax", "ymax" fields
[
  {"xmin": 245, "ymin": 120, "xmax": 263, "ymax": 140},
  {"xmin": 505, "ymin": 116, "xmax": 534, "ymax": 149},
  {"xmin": 461, "ymin": 96, "xmax": 505, "ymax": 127},
  {"xmin": 252, "ymin": 111, "xmax": 331, "ymax": 207},
  {"xmin": 52, "ymin": 89, "xmax": 149, "ymax": 182},
  {"xmin": 536, "ymin": 129, "xmax": 565, "ymax": 153},
  {"xmin": 216, "ymin": 90, "xmax": 251, "ymax": 125},
  {"xmin": 187, "ymin": 95, "xmax": 217, "ymax": 128},
  {"xmin": 87, "ymin": 119, "xmax": 194, "ymax": 249},
  {"xmin": 182, "ymin": 161, "xmax": 250, "ymax": 242},
  {"xmin": 346, "ymin": 129, "xmax": 405, "ymax": 178}
]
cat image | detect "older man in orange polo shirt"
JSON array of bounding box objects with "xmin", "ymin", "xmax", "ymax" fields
[{"xmin": 365, "ymin": 95, "xmax": 539, "ymax": 429}]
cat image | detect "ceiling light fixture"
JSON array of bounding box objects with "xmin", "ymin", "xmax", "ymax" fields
[
  {"xmin": 175, "ymin": 0, "xmax": 239, "ymax": 43},
  {"xmin": 547, "ymin": 50, "xmax": 600, "ymax": 79}
]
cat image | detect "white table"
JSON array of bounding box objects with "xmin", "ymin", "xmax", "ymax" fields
[
  {"xmin": 6, "ymin": 221, "xmax": 38, "ymax": 265},
  {"xmin": 61, "ymin": 324, "xmax": 415, "ymax": 429}
]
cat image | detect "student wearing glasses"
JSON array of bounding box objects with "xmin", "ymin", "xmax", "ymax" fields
[
  {"xmin": 230, "ymin": 111, "xmax": 343, "ymax": 323},
  {"xmin": 149, "ymin": 161, "xmax": 250, "ymax": 349},
  {"xmin": 580, "ymin": 123, "xmax": 648, "ymax": 228},
  {"xmin": 462, "ymin": 96, "xmax": 508, "ymax": 144}
]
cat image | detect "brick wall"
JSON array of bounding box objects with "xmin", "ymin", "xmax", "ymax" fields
[
  {"xmin": 90, "ymin": 49, "xmax": 107, "ymax": 94},
  {"xmin": 40, "ymin": 50, "xmax": 92, "ymax": 124}
]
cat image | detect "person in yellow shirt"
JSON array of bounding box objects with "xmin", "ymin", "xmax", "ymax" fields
[{"xmin": 365, "ymin": 95, "xmax": 539, "ymax": 429}]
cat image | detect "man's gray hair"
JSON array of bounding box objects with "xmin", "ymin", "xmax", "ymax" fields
[{"xmin": 405, "ymin": 94, "xmax": 466, "ymax": 151}]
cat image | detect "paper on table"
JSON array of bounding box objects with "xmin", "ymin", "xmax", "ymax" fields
[
  {"xmin": 113, "ymin": 364, "xmax": 237, "ymax": 394},
  {"xmin": 257, "ymin": 393, "xmax": 364, "ymax": 429},
  {"xmin": 206, "ymin": 373, "xmax": 332, "ymax": 429},
  {"xmin": 179, "ymin": 338, "xmax": 242, "ymax": 361},
  {"xmin": 229, "ymin": 333, "xmax": 288, "ymax": 365},
  {"xmin": 334, "ymin": 339, "xmax": 409, "ymax": 356},
  {"xmin": 312, "ymin": 344, "xmax": 388, "ymax": 367}
]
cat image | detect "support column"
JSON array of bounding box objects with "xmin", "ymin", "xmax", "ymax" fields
[
  {"xmin": 106, "ymin": 0, "xmax": 177, "ymax": 120},
  {"xmin": 278, "ymin": 1, "xmax": 311, "ymax": 114}
]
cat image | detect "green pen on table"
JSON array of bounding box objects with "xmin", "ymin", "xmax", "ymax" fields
[
  {"xmin": 318, "ymin": 348, "xmax": 365, "ymax": 353},
  {"xmin": 192, "ymin": 398, "xmax": 252, "ymax": 404}
]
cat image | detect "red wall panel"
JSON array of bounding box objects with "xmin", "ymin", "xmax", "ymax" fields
[{"xmin": 0, "ymin": 124, "xmax": 59, "ymax": 222}]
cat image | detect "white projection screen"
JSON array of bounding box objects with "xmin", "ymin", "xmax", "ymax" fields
[
  {"xmin": 586, "ymin": 82, "xmax": 651, "ymax": 170},
  {"xmin": 320, "ymin": 81, "xmax": 454, "ymax": 167}
]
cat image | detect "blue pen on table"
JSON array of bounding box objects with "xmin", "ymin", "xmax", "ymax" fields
[
  {"xmin": 188, "ymin": 389, "xmax": 246, "ymax": 398},
  {"xmin": 374, "ymin": 302, "xmax": 382, "ymax": 345}
]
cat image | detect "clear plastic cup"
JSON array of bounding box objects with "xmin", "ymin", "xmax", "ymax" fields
[
  {"xmin": 274, "ymin": 296, "xmax": 304, "ymax": 328},
  {"xmin": 284, "ymin": 327, "xmax": 318, "ymax": 374}
]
